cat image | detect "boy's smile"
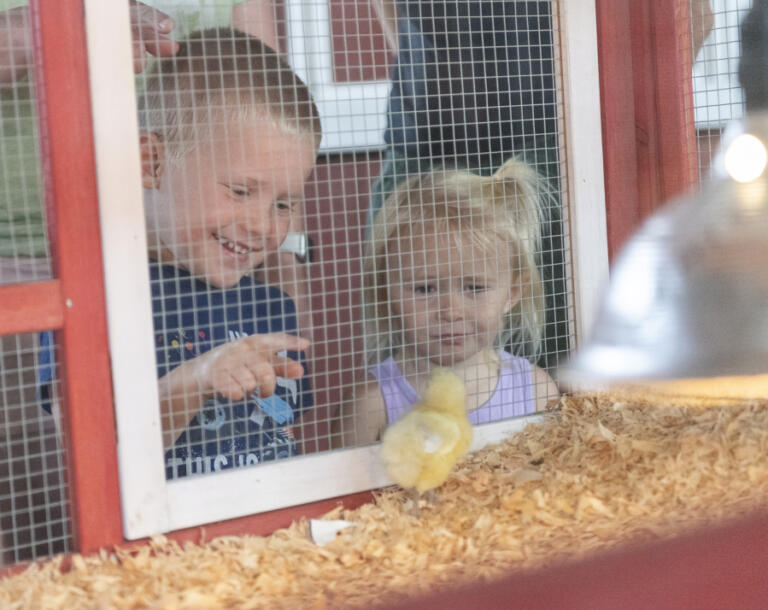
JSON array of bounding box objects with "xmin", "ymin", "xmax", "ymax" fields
[
  {"xmin": 213, "ymin": 233, "xmax": 260, "ymax": 258},
  {"xmin": 146, "ymin": 120, "xmax": 317, "ymax": 288}
]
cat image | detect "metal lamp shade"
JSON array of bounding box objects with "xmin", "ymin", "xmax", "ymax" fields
[{"xmin": 566, "ymin": 115, "xmax": 768, "ymax": 383}]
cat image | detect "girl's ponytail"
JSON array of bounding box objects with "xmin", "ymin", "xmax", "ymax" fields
[{"xmin": 488, "ymin": 157, "xmax": 547, "ymax": 359}]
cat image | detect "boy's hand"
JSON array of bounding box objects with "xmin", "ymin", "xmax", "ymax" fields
[
  {"xmin": 197, "ymin": 332, "xmax": 310, "ymax": 401},
  {"xmin": 129, "ymin": 0, "xmax": 180, "ymax": 73}
]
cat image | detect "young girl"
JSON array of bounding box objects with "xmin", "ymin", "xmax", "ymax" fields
[{"xmin": 341, "ymin": 158, "xmax": 559, "ymax": 446}]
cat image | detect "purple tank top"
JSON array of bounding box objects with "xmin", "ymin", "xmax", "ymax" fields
[{"xmin": 369, "ymin": 351, "xmax": 535, "ymax": 426}]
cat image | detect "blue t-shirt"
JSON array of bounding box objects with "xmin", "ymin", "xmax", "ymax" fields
[
  {"xmin": 150, "ymin": 262, "xmax": 312, "ymax": 479},
  {"xmin": 386, "ymin": 1, "xmax": 557, "ymax": 166},
  {"xmin": 39, "ymin": 262, "xmax": 313, "ymax": 480}
]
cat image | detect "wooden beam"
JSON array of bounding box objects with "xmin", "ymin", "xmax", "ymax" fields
[
  {"xmin": 596, "ymin": 0, "xmax": 699, "ymax": 259},
  {"xmin": 0, "ymin": 280, "xmax": 63, "ymax": 335},
  {"xmin": 595, "ymin": 0, "xmax": 641, "ymax": 260},
  {"xmin": 32, "ymin": 0, "xmax": 123, "ymax": 554}
]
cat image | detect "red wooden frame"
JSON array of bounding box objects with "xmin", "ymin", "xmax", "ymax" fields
[
  {"xmin": 596, "ymin": 0, "xmax": 699, "ymax": 259},
  {"xmin": 0, "ymin": 280, "xmax": 62, "ymax": 334},
  {"xmin": 30, "ymin": 0, "xmax": 123, "ymax": 553},
  {"xmin": 0, "ymin": 0, "xmax": 122, "ymax": 557}
]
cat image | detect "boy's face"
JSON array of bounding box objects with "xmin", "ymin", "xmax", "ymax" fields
[
  {"xmin": 147, "ymin": 120, "xmax": 317, "ymax": 288},
  {"xmin": 386, "ymin": 227, "xmax": 519, "ymax": 367}
]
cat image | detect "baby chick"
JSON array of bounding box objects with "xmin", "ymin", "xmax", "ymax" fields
[{"xmin": 381, "ymin": 369, "xmax": 472, "ymax": 513}]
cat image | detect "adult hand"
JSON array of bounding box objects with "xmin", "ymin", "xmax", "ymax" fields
[
  {"xmin": 129, "ymin": 0, "xmax": 180, "ymax": 73},
  {"xmin": 1, "ymin": 2, "xmax": 181, "ymax": 86}
]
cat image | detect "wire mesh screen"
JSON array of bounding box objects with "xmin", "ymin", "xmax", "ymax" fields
[
  {"xmin": 0, "ymin": 4, "xmax": 72, "ymax": 562},
  {"xmin": 133, "ymin": 0, "xmax": 568, "ymax": 480},
  {"xmin": 692, "ymin": 0, "xmax": 752, "ymax": 177},
  {"xmin": 0, "ymin": 334, "xmax": 70, "ymax": 564}
]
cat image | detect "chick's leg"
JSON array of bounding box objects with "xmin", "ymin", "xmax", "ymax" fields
[
  {"xmin": 408, "ymin": 488, "xmax": 421, "ymax": 518},
  {"xmin": 424, "ymin": 489, "xmax": 438, "ymax": 505}
]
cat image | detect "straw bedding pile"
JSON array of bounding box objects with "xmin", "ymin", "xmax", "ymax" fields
[{"xmin": 4, "ymin": 393, "xmax": 768, "ymax": 609}]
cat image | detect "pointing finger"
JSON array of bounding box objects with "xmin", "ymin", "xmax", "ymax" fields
[{"xmin": 243, "ymin": 332, "xmax": 310, "ymax": 354}]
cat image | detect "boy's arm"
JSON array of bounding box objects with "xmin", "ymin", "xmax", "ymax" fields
[
  {"xmin": 158, "ymin": 331, "xmax": 309, "ymax": 451},
  {"xmin": 532, "ymin": 365, "xmax": 559, "ymax": 412},
  {"xmin": 334, "ymin": 378, "xmax": 387, "ymax": 449},
  {"xmin": 158, "ymin": 355, "xmax": 211, "ymax": 451}
]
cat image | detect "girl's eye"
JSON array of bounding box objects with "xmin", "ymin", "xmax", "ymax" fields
[
  {"xmin": 276, "ymin": 199, "xmax": 293, "ymax": 212},
  {"xmin": 465, "ymin": 284, "xmax": 487, "ymax": 294},
  {"xmin": 414, "ymin": 284, "xmax": 436, "ymax": 295}
]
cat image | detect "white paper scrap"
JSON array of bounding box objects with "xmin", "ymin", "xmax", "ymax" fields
[{"xmin": 309, "ymin": 519, "xmax": 355, "ymax": 546}]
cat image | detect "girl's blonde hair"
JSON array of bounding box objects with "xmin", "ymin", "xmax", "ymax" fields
[{"xmin": 364, "ymin": 157, "xmax": 548, "ymax": 364}]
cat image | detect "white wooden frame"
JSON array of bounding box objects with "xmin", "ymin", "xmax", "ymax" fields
[
  {"xmin": 285, "ymin": 0, "xmax": 391, "ymax": 152},
  {"xmin": 86, "ymin": 0, "xmax": 607, "ymax": 539}
]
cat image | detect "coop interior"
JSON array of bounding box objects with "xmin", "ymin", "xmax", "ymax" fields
[{"xmin": 1, "ymin": 0, "xmax": 768, "ymax": 607}]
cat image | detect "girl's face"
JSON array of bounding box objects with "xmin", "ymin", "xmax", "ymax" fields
[
  {"xmin": 386, "ymin": 227, "xmax": 520, "ymax": 367},
  {"xmin": 146, "ymin": 119, "xmax": 317, "ymax": 288}
]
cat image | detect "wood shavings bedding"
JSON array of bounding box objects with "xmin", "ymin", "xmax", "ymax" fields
[{"xmin": 4, "ymin": 393, "xmax": 768, "ymax": 609}]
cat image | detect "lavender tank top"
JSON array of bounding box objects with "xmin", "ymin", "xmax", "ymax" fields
[{"xmin": 369, "ymin": 351, "xmax": 535, "ymax": 426}]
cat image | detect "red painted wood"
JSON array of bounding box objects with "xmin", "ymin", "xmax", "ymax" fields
[
  {"xmin": 652, "ymin": 0, "xmax": 698, "ymax": 200},
  {"xmin": 391, "ymin": 509, "xmax": 768, "ymax": 609},
  {"xmin": 32, "ymin": 0, "xmax": 123, "ymax": 554},
  {"xmin": 629, "ymin": 0, "xmax": 661, "ymax": 224},
  {"xmin": 597, "ymin": 0, "xmax": 699, "ymax": 259},
  {"xmin": 330, "ymin": 0, "xmax": 391, "ymax": 83},
  {"xmin": 0, "ymin": 280, "xmax": 63, "ymax": 335},
  {"xmin": 595, "ymin": 0, "xmax": 640, "ymax": 261}
]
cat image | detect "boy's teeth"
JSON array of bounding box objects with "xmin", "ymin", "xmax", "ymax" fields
[{"xmin": 217, "ymin": 236, "xmax": 250, "ymax": 255}]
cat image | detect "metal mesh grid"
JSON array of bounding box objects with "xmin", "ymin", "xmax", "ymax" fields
[
  {"xmin": 134, "ymin": 1, "xmax": 569, "ymax": 479},
  {"xmin": 0, "ymin": 333, "xmax": 70, "ymax": 564},
  {"xmin": 0, "ymin": 3, "xmax": 72, "ymax": 564},
  {"xmin": 0, "ymin": 4, "xmax": 50, "ymax": 272},
  {"xmin": 692, "ymin": 0, "xmax": 752, "ymax": 178}
]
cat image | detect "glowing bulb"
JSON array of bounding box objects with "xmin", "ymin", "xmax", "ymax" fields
[{"xmin": 724, "ymin": 133, "xmax": 768, "ymax": 183}]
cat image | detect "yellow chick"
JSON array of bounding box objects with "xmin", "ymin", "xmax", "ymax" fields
[{"xmin": 381, "ymin": 369, "xmax": 472, "ymax": 499}]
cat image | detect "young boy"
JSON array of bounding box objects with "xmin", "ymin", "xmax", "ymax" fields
[{"xmin": 137, "ymin": 28, "xmax": 321, "ymax": 478}]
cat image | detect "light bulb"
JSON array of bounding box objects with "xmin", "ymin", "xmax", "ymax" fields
[{"xmin": 724, "ymin": 133, "xmax": 768, "ymax": 183}]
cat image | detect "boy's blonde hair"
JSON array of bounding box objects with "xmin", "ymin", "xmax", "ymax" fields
[
  {"xmin": 138, "ymin": 28, "xmax": 322, "ymax": 162},
  {"xmin": 365, "ymin": 157, "xmax": 547, "ymax": 364}
]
